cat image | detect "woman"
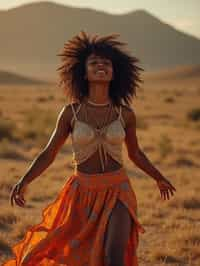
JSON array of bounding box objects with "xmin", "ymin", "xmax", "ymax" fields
[{"xmin": 3, "ymin": 31, "xmax": 176, "ymax": 266}]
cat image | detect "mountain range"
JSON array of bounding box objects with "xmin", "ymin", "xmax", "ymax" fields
[
  {"xmin": 0, "ymin": 1, "xmax": 200, "ymax": 82},
  {"xmin": 0, "ymin": 70, "xmax": 51, "ymax": 84}
]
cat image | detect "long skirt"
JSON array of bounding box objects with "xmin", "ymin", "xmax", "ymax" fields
[{"xmin": 2, "ymin": 167, "xmax": 145, "ymax": 266}]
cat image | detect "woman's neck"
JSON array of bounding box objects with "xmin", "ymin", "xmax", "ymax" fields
[{"xmin": 87, "ymin": 83, "xmax": 110, "ymax": 104}]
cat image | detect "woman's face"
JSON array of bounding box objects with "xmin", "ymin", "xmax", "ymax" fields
[{"xmin": 85, "ymin": 53, "xmax": 113, "ymax": 83}]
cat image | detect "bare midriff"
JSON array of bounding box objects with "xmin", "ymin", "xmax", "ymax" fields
[{"xmin": 76, "ymin": 150, "xmax": 123, "ymax": 174}]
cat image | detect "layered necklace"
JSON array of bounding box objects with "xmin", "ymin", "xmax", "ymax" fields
[{"xmin": 85, "ymin": 99, "xmax": 113, "ymax": 130}]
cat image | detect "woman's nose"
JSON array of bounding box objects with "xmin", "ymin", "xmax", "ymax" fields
[{"xmin": 97, "ymin": 62, "xmax": 104, "ymax": 67}]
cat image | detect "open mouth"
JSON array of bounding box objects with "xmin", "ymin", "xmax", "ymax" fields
[{"xmin": 96, "ymin": 70, "xmax": 107, "ymax": 74}]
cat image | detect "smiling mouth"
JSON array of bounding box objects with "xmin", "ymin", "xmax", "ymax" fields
[{"xmin": 96, "ymin": 70, "xmax": 107, "ymax": 74}]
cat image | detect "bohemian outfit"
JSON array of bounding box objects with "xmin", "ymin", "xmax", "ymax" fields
[{"xmin": 3, "ymin": 101, "xmax": 145, "ymax": 266}]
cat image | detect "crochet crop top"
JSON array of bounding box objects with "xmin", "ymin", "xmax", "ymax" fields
[{"xmin": 70, "ymin": 102, "xmax": 126, "ymax": 171}]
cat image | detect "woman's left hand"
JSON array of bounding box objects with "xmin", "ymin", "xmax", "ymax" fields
[{"xmin": 156, "ymin": 177, "xmax": 176, "ymax": 200}]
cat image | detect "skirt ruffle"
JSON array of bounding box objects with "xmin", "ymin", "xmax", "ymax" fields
[{"xmin": 2, "ymin": 167, "xmax": 145, "ymax": 266}]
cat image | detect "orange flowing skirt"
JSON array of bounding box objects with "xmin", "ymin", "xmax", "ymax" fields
[{"xmin": 3, "ymin": 167, "xmax": 145, "ymax": 266}]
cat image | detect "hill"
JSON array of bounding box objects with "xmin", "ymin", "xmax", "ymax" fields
[
  {"xmin": 0, "ymin": 1, "xmax": 200, "ymax": 81},
  {"xmin": 0, "ymin": 70, "xmax": 50, "ymax": 85}
]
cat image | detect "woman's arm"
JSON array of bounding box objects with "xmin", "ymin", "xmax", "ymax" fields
[
  {"xmin": 124, "ymin": 106, "xmax": 176, "ymax": 200},
  {"xmin": 19, "ymin": 104, "xmax": 72, "ymax": 186},
  {"xmin": 124, "ymin": 107, "xmax": 163, "ymax": 182},
  {"xmin": 10, "ymin": 104, "xmax": 73, "ymax": 207}
]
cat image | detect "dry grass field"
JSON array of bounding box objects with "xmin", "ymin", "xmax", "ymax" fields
[{"xmin": 0, "ymin": 75, "xmax": 200, "ymax": 265}]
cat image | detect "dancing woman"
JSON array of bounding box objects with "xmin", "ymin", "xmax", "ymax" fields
[{"xmin": 3, "ymin": 31, "xmax": 176, "ymax": 266}]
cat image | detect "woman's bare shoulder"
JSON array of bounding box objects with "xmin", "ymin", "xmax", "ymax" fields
[
  {"xmin": 121, "ymin": 103, "xmax": 134, "ymax": 113},
  {"xmin": 61, "ymin": 102, "xmax": 81, "ymax": 131},
  {"xmin": 62, "ymin": 101, "xmax": 80, "ymax": 115},
  {"xmin": 120, "ymin": 103, "xmax": 136, "ymax": 127}
]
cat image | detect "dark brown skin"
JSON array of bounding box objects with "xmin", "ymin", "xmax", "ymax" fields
[
  {"xmin": 10, "ymin": 103, "xmax": 176, "ymax": 208},
  {"xmin": 124, "ymin": 106, "xmax": 176, "ymax": 200},
  {"xmin": 10, "ymin": 105, "xmax": 71, "ymax": 208},
  {"xmin": 9, "ymin": 52, "xmax": 177, "ymax": 266},
  {"xmin": 10, "ymin": 53, "xmax": 176, "ymax": 209}
]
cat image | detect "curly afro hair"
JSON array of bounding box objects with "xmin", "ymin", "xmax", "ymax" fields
[{"xmin": 56, "ymin": 31, "xmax": 144, "ymax": 107}]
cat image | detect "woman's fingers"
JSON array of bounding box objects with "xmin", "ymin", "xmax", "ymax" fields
[
  {"xmin": 161, "ymin": 191, "xmax": 164, "ymax": 200},
  {"xmin": 169, "ymin": 188, "xmax": 174, "ymax": 196},
  {"xmin": 157, "ymin": 179, "xmax": 176, "ymax": 200},
  {"xmin": 161, "ymin": 188, "xmax": 175, "ymax": 200},
  {"xmin": 171, "ymin": 185, "xmax": 176, "ymax": 192},
  {"xmin": 159, "ymin": 189, "xmax": 163, "ymax": 199},
  {"xmin": 164, "ymin": 187, "xmax": 170, "ymax": 200},
  {"xmin": 166, "ymin": 190, "xmax": 170, "ymax": 200},
  {"xmin": 167, "ymin": 184, "xmax": 176, "ymax": 198},
  {"xmin": 10, "ymin": 190, "xmax": 17, "ymax": 206},
  {"xmin": 10, "ymin": 185, "xmax": 19, "ymax": 206},
  {"xmin": 14, "ymin": 195, "xmax": 25, "ymax": 207},
  {"xmin": 164, "ymin": 191, "xmax": 167, "ymax": 200},
  {"xmin": 15, "ymin": 198, "xmax": 23, "ymax": 207},
  {"xmin": 167, "ymin": 182, "xmax": 176, "ymax": 192},
  {"xmin": 10, "ymin": 182, "xmax": 27, "ymax": 207},
  {"xmin": 10, "ymin": 190, "xmax": 26, "ymax": 207}
]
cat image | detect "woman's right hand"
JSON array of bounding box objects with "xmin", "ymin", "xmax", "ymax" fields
[{"xmin": 10, "ymin": 180, "xmax": 28, "ymax": 208}]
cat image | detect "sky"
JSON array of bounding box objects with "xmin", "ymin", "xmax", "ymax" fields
[{"xmin": 0, "ymin": 0, "xmax": 200, "ymax": 39}]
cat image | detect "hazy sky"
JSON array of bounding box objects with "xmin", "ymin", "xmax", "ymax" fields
[{"xmin": 1, "ymin": 0, "xmax": 200, "ymax": 39}]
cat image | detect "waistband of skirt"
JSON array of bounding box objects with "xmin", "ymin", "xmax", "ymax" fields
[{"xmin": 73, "ymin": 167, "xmax": 129, "ymax": 189}]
